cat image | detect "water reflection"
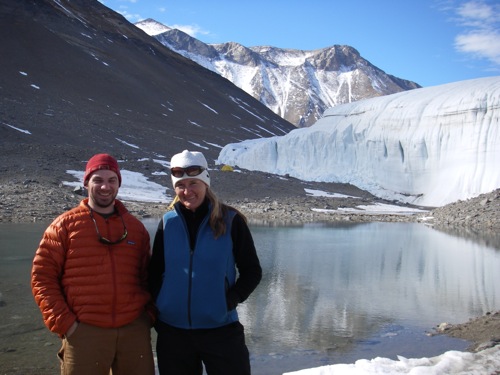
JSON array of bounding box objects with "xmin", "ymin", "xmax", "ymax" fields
[
  {"xmin": 238, "ymin": 222, "xmax": 500, "ymax": 372},
  {"xmin": 1, "ymin": 221, "xmax": 499, "ymax": 375}
]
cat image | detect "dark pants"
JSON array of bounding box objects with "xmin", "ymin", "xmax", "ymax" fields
[{"xmin": 155, "ymin": 320, "xmax": 251, "ymax": 375}]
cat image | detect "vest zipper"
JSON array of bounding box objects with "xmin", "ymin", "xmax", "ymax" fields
[
  {"xmin": 187, "ymin": 247, "xmax": 194, "ymax": 327},
  {"xmin": 184, "ymin": 213, "xmax": 208, "ymax": 329}
]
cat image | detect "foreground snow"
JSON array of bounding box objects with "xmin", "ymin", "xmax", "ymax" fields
[
  {"xmin": 217, "ymin": 77, "xmax": 500, "ymax": 207},
  {"xmin": 283, "ymin": 345, "xmax": 500, "ymax": 375}
]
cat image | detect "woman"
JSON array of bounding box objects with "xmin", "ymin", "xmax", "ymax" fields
[{"xmin": 149, "ymin": 150, "xmax": 262, "ymax": 375}]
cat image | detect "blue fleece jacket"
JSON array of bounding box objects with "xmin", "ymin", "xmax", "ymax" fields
[{"xmin": 155, "ymin": 206, "xmax": 239, "ymax": 329}]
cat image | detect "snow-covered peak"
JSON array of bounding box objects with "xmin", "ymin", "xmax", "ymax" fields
[
  {"xmin": 135, "ymin": 18, "xmax": 171, "ymax": 36},
  {"xmin": 249, "ymin": 46, "xmax": 317, "ymax": 66},
  {"xmin": 136, "ymin": 19, "xmax": 419, "ymax": 127},
  {"xmin": 217, "ymin": 77, "xmax": 500, "ymax": 207}
]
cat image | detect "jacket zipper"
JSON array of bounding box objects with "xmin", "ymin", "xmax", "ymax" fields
[{"xmin": 106, "ymin": 217, "xmax": 117, "ymax": 327}]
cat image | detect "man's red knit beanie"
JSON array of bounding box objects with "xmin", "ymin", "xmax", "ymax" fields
[{"xmin": 83, "ymin": 154, "xmax": 122, "ymax": 186}]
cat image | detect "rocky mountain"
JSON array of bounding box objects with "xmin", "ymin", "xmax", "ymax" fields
[
  {"xmin": 0, "ymin": 0, "xmax": 295, "ymax": 183},
  {"xmin": 136, "ymin": 19, "xmax": 421, "ymax": 127}
]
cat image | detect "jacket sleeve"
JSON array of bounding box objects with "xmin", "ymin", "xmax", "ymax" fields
[
  {"xmin": 228, "ymin": 214, "xmax": 262, "ymax": 309},
  {"xmin": 148, "ymin": 219, "xmax": 165, "ymax": 302},
  {"xmin": 31, "ymin": 220, "xmax": 77, "ymax": 336}
]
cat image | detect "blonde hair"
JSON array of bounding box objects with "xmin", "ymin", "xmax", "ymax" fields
[{"xmin": 168, "ymin": 186, "xmax": 246, "ymax": 239}]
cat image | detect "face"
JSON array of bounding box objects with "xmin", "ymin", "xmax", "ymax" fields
[
  {"xmin": 86, "ymin": 169, "xmax": 119, "ymax": 213},
  {"xmin": 174, "ymin": 178, "xmax": 207, "ymax": 211}
]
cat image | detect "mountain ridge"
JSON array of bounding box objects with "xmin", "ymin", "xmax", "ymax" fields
[{"xmin": 136, "ymin": 19, "xmax": 421, "ymax": 127}]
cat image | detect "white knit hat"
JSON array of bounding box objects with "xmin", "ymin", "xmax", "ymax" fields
[{"xmin": 170, "ymin": 150, "xmax": 210, "ymax": 187}]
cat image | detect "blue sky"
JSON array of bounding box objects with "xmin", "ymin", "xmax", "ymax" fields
[{"xmin": 98, "ymin": 0, "xmax": 500, "ymax": 87}]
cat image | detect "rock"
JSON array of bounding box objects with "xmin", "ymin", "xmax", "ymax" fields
[{"xmin": 437, "ymin": 322, "xmax": 452, "ymax": 332}]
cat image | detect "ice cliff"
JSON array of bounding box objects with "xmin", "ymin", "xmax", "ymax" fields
[{"xmin": 217, "ymin": 77, "xmax": 500, "ymax": 207}]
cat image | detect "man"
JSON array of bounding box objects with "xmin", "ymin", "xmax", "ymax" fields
[{"xmin": 31, "ymin": 153, "xmax": 155, "ymax": 375}]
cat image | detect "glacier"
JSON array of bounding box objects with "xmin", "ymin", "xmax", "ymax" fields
[{"xmin": 217, "ymin": 77, "xmax": 500, "ymax": 207}]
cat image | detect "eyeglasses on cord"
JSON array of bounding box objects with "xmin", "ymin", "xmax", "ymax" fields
[{"xmin": 89, "ymin": 209, "xmax": 128, "ymax": 245}]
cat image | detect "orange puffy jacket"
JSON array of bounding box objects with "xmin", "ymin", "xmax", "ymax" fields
[{"xmin": 31, "ymin": 198, "xmax": 153, "ymax": 336}]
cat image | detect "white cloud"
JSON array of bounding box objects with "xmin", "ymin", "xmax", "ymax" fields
[
  {"xmin": 168, "ymin": 23, "xmax": 210, "ymax": 39},
  {"xmin": 98, "ymin": 0, "xmax": 141, "ymax": 22},
  {"xmin": 118, "ymin": 10, "xmax": 143, "ymax": 22},
  {"xmin": 453, "ymin": 1, "xmax": 500, "ymax": 66},
  {"xmin": 455, "ymin": 30, "xmax": 500, "ymax": 63},
  {"xmin": 457, "ymin": 0, "xmax": 497, "ymax": 24}
]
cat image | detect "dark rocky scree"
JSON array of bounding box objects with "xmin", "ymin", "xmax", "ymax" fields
[{"xmin": 431, "ymin": 189, "xmax": 500, "ymax": 229}]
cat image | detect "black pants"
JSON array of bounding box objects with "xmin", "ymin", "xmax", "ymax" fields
[{"xmin": 155, "ymin": 321, "xmax": 251, "ymax": 375}]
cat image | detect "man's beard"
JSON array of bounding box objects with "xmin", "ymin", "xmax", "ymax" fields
[{"xmin": 91, "ymin": 193, "xmax": 116, "ymax": 210}]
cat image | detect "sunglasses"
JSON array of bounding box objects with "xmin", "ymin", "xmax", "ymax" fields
[
  {"xmin": 170, "ymin": 166, "xmax": 205, "ymax": 178},
  {"xmin": 89, "ymin": 209, "xmax": 128, "ymax": 245}
]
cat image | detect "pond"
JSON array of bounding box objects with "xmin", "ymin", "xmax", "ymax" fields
[{"xmin": 1, "ymin": 220, "xmax": 499, "ymax": 374}]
